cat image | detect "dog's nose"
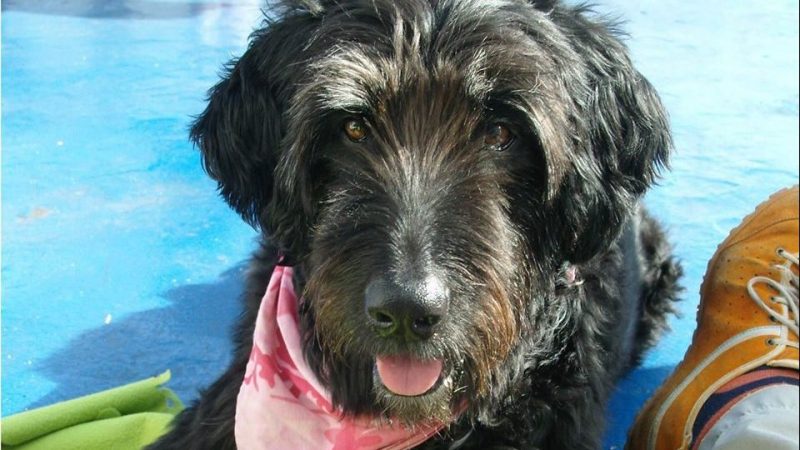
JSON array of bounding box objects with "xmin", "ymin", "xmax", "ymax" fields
[{"xmin": 364, "ymin": 274, "xmax": 448, "ymax": 340}]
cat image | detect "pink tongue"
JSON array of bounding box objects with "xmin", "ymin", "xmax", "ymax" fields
[{"xmin": 376, "ymin": 355, "xmax": 443, "ymax": 396}]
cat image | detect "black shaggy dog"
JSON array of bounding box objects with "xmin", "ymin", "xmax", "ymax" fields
[{"xmin": 150, "ymin": 0, "xmax": 681, "ymax": 448}]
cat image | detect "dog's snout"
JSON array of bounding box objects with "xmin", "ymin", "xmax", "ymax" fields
[{"xmin": 365, "ymin": 274, "xmax": 448, "ymax": 340}]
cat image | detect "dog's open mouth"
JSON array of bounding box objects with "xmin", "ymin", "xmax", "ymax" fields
[
  {"xmin": 375, "ymin": 355, "xmax": 445, "ymax": 397},
  {"xmin": 372, "ymin": 354, "xmax": 462, "ymax": 424}
]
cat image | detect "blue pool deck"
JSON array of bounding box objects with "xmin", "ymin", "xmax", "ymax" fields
[{"xmin": 2, "ymin": 1, "xmax": 798, "ymax": 448}]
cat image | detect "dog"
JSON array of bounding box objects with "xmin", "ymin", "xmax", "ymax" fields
[{"xmin": 149, "ymin": 0, "xmax": 682, "ymax": 448}]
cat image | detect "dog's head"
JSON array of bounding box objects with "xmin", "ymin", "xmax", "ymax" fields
[{"xmin": 193, "ymin": 0, "xmax": 670, "ymax": 423}]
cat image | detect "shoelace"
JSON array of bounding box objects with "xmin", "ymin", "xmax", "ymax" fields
[{"xmin": 747, "ymin": 248, "xmax": 799, "ymax": 349}]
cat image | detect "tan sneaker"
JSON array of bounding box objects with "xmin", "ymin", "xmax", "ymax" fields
[{"xmin": 627, "ymin": 186, "xmax": 799, "ymax": 450}]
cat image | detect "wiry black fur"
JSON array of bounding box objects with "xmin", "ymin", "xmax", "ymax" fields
[{"xmin": 149, "ymin": 1, "xmax": 682, "ymax": 448}]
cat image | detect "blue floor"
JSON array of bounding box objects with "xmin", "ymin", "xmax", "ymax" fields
[{"xmin": 2, "ymin": 1, "xmax": 798, "ymax": 448}]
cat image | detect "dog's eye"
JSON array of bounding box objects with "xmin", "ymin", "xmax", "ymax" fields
[
  {"xmin": 484, "ymin": 123, "xmax": 512, "ymax": 150},
  {"xmin": 343, "ymin": 118, "xmax": 369, "ymax": 142}
]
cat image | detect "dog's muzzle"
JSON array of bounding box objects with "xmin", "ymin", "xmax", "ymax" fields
[{"xmin": 365, "ymin": 273, "xmax": 449, "ymax": 397}]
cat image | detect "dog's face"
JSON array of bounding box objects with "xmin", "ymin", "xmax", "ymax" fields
[
  {"xmin": 302, "ymin": 53, "xmax": 531, "ymax": 423},
  {"xmin": 193, "ymin": 0, "xmax": 670, "ymax": 423}
]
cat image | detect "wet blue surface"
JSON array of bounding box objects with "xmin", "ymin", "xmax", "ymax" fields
[{"xmin": 2, "ymin": 1, "xmax": 798, "ymax": 448}]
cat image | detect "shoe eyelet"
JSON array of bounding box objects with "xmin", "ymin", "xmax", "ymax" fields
[
  {"xmin": 766, "ymin": 338, "xmax": 776, "ymax": 346},
  {"xmin": 769, "ymin": 315, "xmax": 778, "ymax": 323},
  {"xmin": 776, "ymin": 247, "xmax": 785, "ymax": 256}
]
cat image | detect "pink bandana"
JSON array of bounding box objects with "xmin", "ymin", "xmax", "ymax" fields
[{"xmin": 234, "ymin": 265, "xmax": 450, "ymax": 450}]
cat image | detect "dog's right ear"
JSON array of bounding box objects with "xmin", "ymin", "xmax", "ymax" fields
[
  {"xmin": 191, "ymin": 54, "xmax": 281, "ymax": 227},
  {"xmin": 190, "ymin": 9, "xmax": 322, "ymax": 230}
]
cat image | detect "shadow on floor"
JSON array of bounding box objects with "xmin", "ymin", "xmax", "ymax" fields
[
  {"xmin": 603, "ymin": 365, "xmax": 677, "ymax": 449},
  {"xmin": 29, "ymin": 263, "xmax": 248, "ymax": 409},
  {"xmin": 30, "ymin": 262, "xmax": 679, "ymax": 449},
  {"xmin": 2, "ymin": 0, "xmax": 237, "ymax": 19}
]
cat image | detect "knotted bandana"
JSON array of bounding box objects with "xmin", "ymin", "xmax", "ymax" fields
[{"xmin": 234, "ymin": 265, "xmax": 451, "ymax": 450}]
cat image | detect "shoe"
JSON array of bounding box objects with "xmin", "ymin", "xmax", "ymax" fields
[{"xmin": 626, "ymin": 186, "xmax": 799, "ymax": 450}]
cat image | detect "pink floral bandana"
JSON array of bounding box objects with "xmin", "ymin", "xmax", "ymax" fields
[{"xmin": 234, "ymin": 265, "xmax": 451, "ymax": 450}]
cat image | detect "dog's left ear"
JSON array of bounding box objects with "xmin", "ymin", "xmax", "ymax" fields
[
  {"xmin": 546, "ymin": 16, "xmax": 672, "ymax": 263},
  {"xmin": 586, "ymin": 68, "xmax": 671, "ymax": 196}
]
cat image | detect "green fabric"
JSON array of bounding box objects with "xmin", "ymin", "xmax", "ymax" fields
[{"xmin": 2, "ymin": 371, "xmax": 183, "ymax": 450}]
